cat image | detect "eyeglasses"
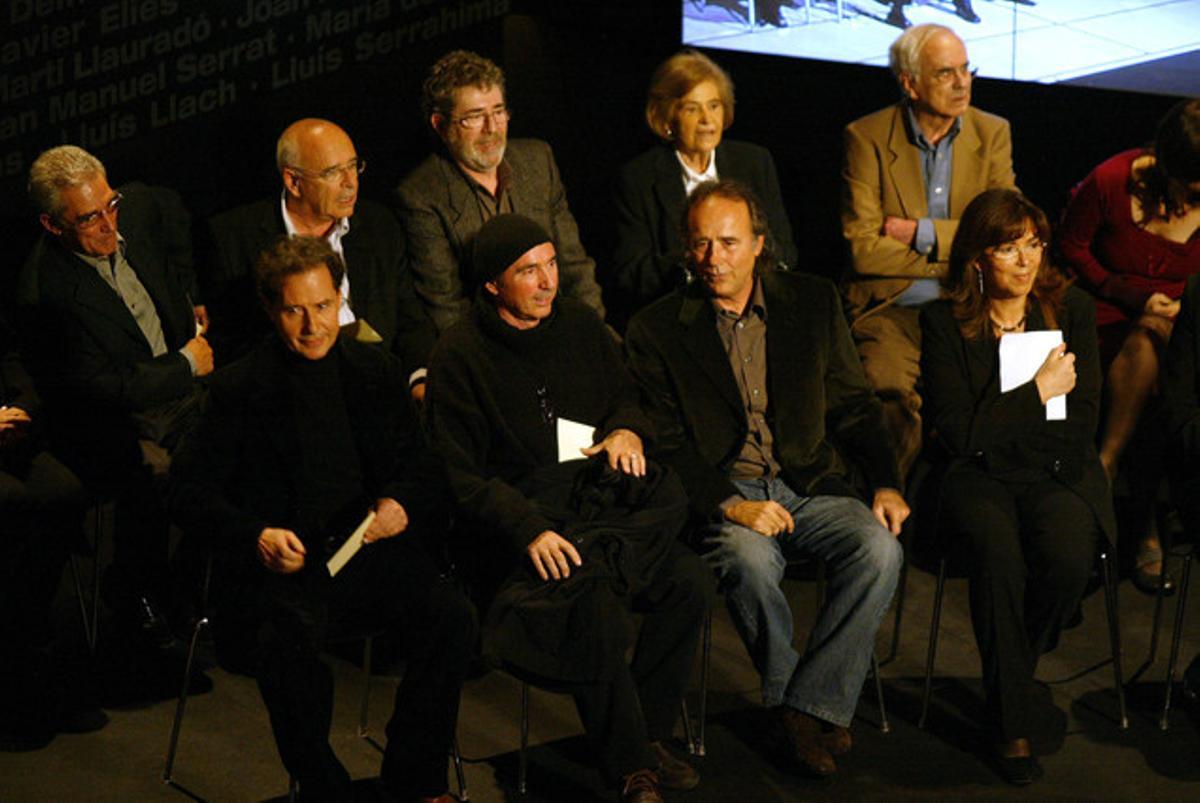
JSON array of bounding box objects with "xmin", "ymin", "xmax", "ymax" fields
[
  {"xmin": 451, "ymin": 106, "xmax": 511, "ymax": 130},
  {"xmin": 929, "ymin": 64, "xmax": 978, "ymax": 85},
  {"xmin": 66, "ymin": 191, "xmax": 123, "ymax": 230},
  {"xmin": 989, "ymin": 239, "xmax": 1046, "ymax": 264},
  {"xmin": 288, "ymin": 158, "xmax": 366, "ymax": 183}
]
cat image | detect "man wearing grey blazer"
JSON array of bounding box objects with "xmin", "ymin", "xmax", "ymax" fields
[{"xmin": 396, "ymin": 49, "xmax": 605, "ymax": 333}]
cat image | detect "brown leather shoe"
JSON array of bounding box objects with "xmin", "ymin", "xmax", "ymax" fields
[
  {"xmin": 620, "ymin": 768, "xmax": 664, "ymax": 803},
  {"xmin": 649, "ymin": 740, "xmax": 700, "ymax": 790},
  {"xmin": 820, "ymin": 723, "xmax": 852, "ymax": 756},
  {"xmin": 775, "ymin": 706, "xmax": 837, "ymax": 777}
]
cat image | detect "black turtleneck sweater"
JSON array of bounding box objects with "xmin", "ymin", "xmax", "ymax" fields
[
  {"xmin": 428, "ymin": 295, "xmax": 650, "ymax": 551},
  {"xmin": 285, "ymin": 346, "xmax": 365, "ymax": 543}
]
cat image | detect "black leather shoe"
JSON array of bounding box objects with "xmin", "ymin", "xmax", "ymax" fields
[
  {"xmin": 995, "ymin": 753, "xmax": 1043, "ymax": 785},
  {"xmin": 994, "ymin": 739, "xmax": 1043, "ymax": 785}
]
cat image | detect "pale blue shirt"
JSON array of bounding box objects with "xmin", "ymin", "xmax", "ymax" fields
[{"xmin": 895, "ymin": 106, "xmax": 962, "ymax": 308}]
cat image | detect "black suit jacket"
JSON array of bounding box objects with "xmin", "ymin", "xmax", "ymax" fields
[
  {"xmin": 919, "ymin": 288, "xmax": 1115, "ymax": 542},
  {"xmin": 17, "ymin": 183, "xmax": 199, "ymax": 478},
  {"xmin": 169, "ymin": 336, "xmax": 446, "ymax": 570},
  {"xmin": 203, "ymin": 198, "xmax": 435, "ymax": 376},
  {"xmin": 609, "ymin": 140, "xmax": 797, "ymax": 328},
  {"xmin": 625, "ymin": 270, "xmax": 899, "ymax": 518}
]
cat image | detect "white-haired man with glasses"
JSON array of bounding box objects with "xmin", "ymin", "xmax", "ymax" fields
[
  {"xmin": 841, "ymin": 23, "xmax": 1016, "ymax": 479},
  {"xmin": 396, "ymin": 49, "xmax": 606, "ymax": 334},
  {"xmin": 205, "ymin": 118, "xmax": 435, "ymax": 397},
  {"xmin": 17, "ymin": 145, "xmax": 212, "ymax": 696}
]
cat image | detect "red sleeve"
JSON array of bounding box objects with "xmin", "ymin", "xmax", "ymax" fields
[{"xmin": 1056, "ymin": 152, "xmax": 1151, "ymax": 315}]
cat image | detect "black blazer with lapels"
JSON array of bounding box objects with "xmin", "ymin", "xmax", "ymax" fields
[
  {"xmin": 203, "ymin": 198, "xmax": 435, "ymax": 375},
  {"xmin": 625, "ymin": 269, "xmax": 898, "ymax": 518},
  {"xmin": 17, "ymin": 182, "xmax": 198, "ymax": 414},
  {"xmin": 918, "ymin": 287, "xmax": 1116, "ymax": 542},
  {"xmin": 609, "ymin": 140, "xmax": 797, "ymax": 327},
  {"xmin": 17, "ymin": 182, "xmax": 200, "ymax": 478}
]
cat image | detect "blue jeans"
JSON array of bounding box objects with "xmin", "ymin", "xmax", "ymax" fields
[{"xmin": 702, "ymin": 477, "xmax": 902, "ymax": 727}]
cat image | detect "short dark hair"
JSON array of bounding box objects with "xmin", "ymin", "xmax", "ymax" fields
[
  {"xmin": 255, "ymin": 235, "xmax": 346, "ymax": 307},
  {"xmin": 681, "ymin": 179, "xmax": 775, "ymax": 270},
  {"xmin": 422, "ymin": 49, "xmax": 505, "ymax": 122}
]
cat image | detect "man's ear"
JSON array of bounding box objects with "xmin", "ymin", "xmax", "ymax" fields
[
  {"xmin": 38, "ymin": 213, "xmax": 62, "ymax": 236},
  {"xmin": 281, "ymin": 168, "xmax": 303, "ymax": 199},
  {"xmin": 431, "ymin": 113, "xmax": 447, "ymax": 138},
  {"xmin": 899, "ymin": 72, "xmax": 919, "ymax": 103}
]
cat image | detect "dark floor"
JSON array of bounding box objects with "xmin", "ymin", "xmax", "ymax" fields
[{"xmin": 3, "ymin": 540, "xmax": 1200, "ymax": 802}]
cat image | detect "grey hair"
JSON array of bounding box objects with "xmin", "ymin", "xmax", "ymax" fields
[
  {"xmin": 28, "ymin": 145, "xmax": 106, "ymax": 218},
  {"xmin": 889, "ymin": 24, "xmax": 956, "ymax": 85}
]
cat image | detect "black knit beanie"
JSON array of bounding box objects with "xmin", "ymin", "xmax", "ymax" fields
[{"xmin": 470, "ymin": 213, "xmax": 552, "ymax": 289}]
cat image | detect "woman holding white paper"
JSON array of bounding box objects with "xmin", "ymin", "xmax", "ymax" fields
[{"xmin": 919, "ymin": 188, "xmax": 1115, "ymax": 785}]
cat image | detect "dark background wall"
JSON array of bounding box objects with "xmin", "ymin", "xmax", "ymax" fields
[{"xmin": 2, "ymin": 0, "xmax": 1185, "ymax": 291}]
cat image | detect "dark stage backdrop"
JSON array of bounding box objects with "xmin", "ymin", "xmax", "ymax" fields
[{"xmin": 1, "ymin": 0, "xmax": 1184, "ymax": 295}]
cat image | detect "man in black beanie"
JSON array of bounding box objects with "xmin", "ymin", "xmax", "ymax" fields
[{"xmin": 427, "ymin": 213, "xmax": 714, "ymax": 802}]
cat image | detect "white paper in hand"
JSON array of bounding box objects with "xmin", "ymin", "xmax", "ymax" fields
[
  {"xmin": 556, "ymin": 417, "xmax": 595, "ymax": 463},
  {"xmin": 998, "ymin": 330, "xmax": 1065, "ymax": 421},
  {"xmin": 326, "ymin": 510, "xmax": 376, "ymax": 578}
]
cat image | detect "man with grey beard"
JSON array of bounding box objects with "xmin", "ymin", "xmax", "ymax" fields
[{"xmin": 396, "ymin": 49, "xmax": 605, "ymax": 333}]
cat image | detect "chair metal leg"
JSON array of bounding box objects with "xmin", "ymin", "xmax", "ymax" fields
[
  {"xmin": 69, "ymin": 556, "xmax": 95, "ymax": 651},
  {"xmin": 358, "ymin": 636, "xmax": 373, "ymax": 738},
  {"xmin": 452, "ymin": 735, "xmax": 469, "ymax": 800},
  {"xmin": 288, "ymin": 776, "xmax": 298, "ymax": 802},
  {"xmin": 696, "ymin": 609, "xmax": 712, "ymax": 757},
  {"xmin": 870, "ymin": 651, "xmax": 890, "ymax": 733},
  {"xmin": 918, "ymin": 558, "xmax": 948, "ymax": 729},
  {"xmin": 70, "ymin": 503, "xmax": 106, "ymax": 653},
  {"xmin": 1160, "ymin": 553, "xmax": 1193, "ymax": 731},
  {"xmin": 883, "ymin": 553, "xmax": 909, "ymax": 666},
  {"xmin": 1099, "ymin": 550, "xmax": 1129, "ymax": 730},
  {"xmin": 680, "ymin": 698, "xmax": 695, "ymax": 757},
  {"xmin": 518, "ymin": 681, "xmax": 529, "ymax": 795},
  {"xmin": 162, "ymin": 615, "xmax": 209, "ymax": 784}
]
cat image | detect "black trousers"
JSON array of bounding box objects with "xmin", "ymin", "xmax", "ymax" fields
[
  {"xmin": 522, "ymin": 540, "xmax": 714, "ymax": 783},
  {"xmin": 939, "ymin": 465, "xmax": 1096, "ymax": 741},
  {"xmin": 0, "ymin": 449, "xmax": 86, "ymax": 731},
  {"xmin": 253, "ymin": 535, "xmax": 477, "ymax": 800}
]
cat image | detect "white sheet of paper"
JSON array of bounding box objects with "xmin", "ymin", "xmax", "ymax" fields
[
  {"xmin": 326, "ymin": 510, "xmax": 376, "ymax": 578},
  {"xmin": 556, "ymin": 417, "xmax": 596, "ymax": 463},
  {"xmin": 998, "ymin": 330, "xmax": 1065, "ymax": 421}
]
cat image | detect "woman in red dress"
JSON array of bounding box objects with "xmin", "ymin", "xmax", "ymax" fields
[{"xmin": 1056, "ymin": 98, "xmax": 1200, "ymax": 591}]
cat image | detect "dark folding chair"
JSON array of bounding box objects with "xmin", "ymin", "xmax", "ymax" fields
[
  {"xmin": 917, "ymin": 539, "xmax": 1129, "ymax": 731},
  {"xmin": 161, "ymin": 554, "xmax": 470, "ymax": 800}
]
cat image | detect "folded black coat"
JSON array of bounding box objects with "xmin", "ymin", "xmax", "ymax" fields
[{"xmin": 482, "ymin": 457, "xmax": 688, "ymax": 684}]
